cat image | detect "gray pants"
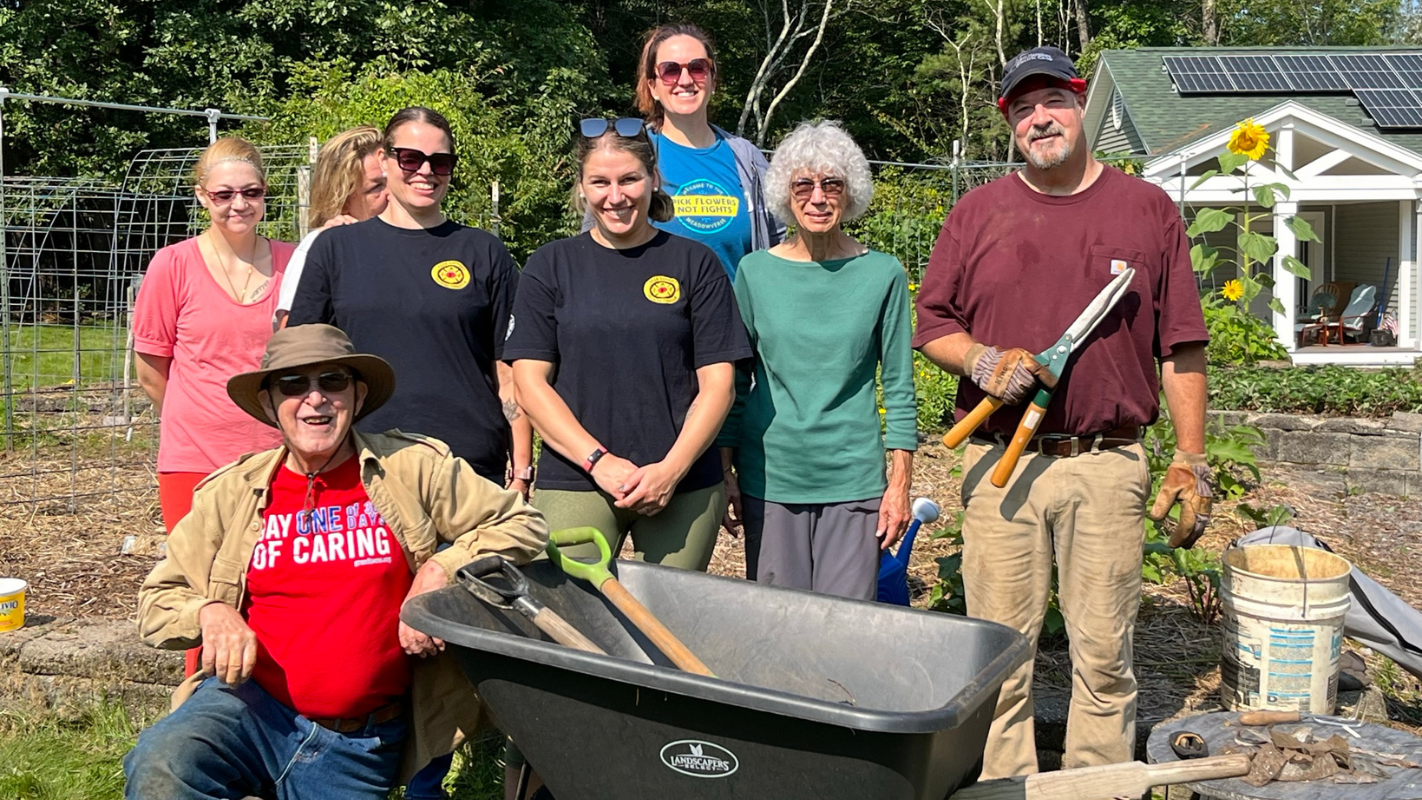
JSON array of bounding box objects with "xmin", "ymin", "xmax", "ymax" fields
[{"xmin": 743, "ymin": 495, "xmax": 881, "ymax": 600}]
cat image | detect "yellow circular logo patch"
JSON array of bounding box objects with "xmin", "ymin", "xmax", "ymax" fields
[
  {"xmin": 644, "ymin": 276, "xmax": 681, "ymax": 304},
  {"xmin": 432, "ymin": 260, "xmax": 470, "ymax": 290}
]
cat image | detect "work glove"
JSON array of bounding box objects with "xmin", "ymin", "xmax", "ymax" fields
[
  {"xmin": 965, "ymin": 344, "xmax": 1057, "ymax": 406},
  {"xmin": 1150, "ymin": 449, "xmax": 1213, "ymax": 549}
]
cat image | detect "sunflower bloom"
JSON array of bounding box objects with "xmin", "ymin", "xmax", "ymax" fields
[
  {"xmin": 1228, "ymin": 119, "xmax": 1269, "ymax": 160},
  {"xmin": 1222, "ymin": 279, "xmax": 1245, "ymax": 302}
]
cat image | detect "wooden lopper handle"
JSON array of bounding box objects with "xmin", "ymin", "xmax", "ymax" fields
[
  {"xmin": 990, "ymin": 399, "xmax": 1049, "ymax": 488},
  {"xmin": 950, "ymin": 753, "xmax": 1252, "ymax": 800},
  {"xmin": 1237, "ymin": 710, "xmax": 1301, "ymax": 726},
  {"xmin": 943, "ymin": 397, "xmax": 1004, "ymax": 449},
  {"xmin": 529, "ymin": 607, "xmax": 607, "ymax": 655},
  {"xmin": 602, "ymin": 579, "xmax": 715, "ymax": 676}
]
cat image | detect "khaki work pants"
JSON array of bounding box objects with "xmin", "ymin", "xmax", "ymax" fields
[{"xmin": 960, "ymin": 441, "xmax": 1150, "ymax": 779}]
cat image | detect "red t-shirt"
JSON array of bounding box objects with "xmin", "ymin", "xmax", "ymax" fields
[
  {"xmin": 245, "ymin": 455, "xmax": 414, "ymax": 719},
  {"xmin": 912, "ymin": 166, "xmax": 1208, "ymax": 437}
]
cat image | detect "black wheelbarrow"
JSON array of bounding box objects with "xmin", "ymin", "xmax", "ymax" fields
[{"xmin": 402, "ymin": 560, "xmax": 1029, "ymax": 800}]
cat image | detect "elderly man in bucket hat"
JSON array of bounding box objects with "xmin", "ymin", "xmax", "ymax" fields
[
  {"xmin": 124, "ymin": 324, "xmax": 547, "ymax": 800},
  {"xmin": 913, "ymin": 46, "xmax": 1210, "ymax": 778}
]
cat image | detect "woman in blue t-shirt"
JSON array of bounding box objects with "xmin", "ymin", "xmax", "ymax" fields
[{"xmin": 633, "ymin": 23, "xmax": 784, "ymax": 279}]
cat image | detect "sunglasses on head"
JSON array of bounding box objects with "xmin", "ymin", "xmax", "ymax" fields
[
  {"xmin": 204, "ymin": 186, "xmax": 266, "ymax": 203},
  {"xmin": 656, "ymin": 59, "xmax": 713, "ymax": 86},
  {"xmin": 579, "ymin": 117, "xmax": 646, "ymax": 140},
  {"xmin": 790, "ymin": 177, "xmax": 846, "ymax": 200},
  {"xmin": 270, "ymin": 370, "xmax": 355, "ymax": 398},
  {"xmin": 386, "ymin": 146, "xmax": 458, "ymax": 176}
]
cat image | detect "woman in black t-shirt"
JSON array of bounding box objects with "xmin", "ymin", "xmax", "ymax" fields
[
  {"xmin": 506, "ymin": 118, "xmax": 750, "ymax": 570},
  {"xmin": 287, "ymin": 107, "xmax": 534, "ymax": 496}
]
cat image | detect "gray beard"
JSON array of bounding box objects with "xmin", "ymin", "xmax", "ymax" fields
[{"xmin": 1025, "ymin": 138, "xmax": 1072, "ymax": 170}]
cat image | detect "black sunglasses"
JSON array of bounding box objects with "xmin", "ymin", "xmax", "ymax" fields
[
  {"xmin": 386, "ymin": 146, "xmax": 458, "ymax": 176},
  {"xmin": 204, "ymin": 186, "xmax": 266, "ymax": 203},
  {"xmin": 270, "ymin": 370, "xmax": 355, "ymax": 398},
  {"xmin": 579, "ymin": 117, "xmax": 646, "ymax": 140}
]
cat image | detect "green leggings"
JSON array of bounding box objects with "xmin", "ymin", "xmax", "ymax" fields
[{"xmin": 532, "ymin": 483, "xmax": 725, "ymax": 571}]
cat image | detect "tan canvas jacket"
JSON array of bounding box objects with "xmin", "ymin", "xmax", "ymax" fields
[{"xmin": 136, "ymin": 429, "xmax": 548, "ymax": 783}]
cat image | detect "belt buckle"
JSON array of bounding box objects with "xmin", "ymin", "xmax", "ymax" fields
[{"xmin": 1038, "ymin": 434, "xmax": 1076, "ymax": 457}]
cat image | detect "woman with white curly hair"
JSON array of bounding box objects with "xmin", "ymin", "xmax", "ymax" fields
[{"xmin": 716, "ymin": 120, "xmax": 916, "ymax": 600}]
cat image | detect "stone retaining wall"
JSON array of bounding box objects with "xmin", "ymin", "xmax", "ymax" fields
[
  {"xmin": 1213, "ymin": 410, "xmax": 1422, "ymax": 496},
  {"xmin": 0, "ymin": 616, "xmax": 182, "ymax": 722}
]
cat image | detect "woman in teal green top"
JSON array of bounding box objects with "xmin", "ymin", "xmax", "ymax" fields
[{"xmin": 717, "ymin": 120, "xmax": 917, "ymax": 600}]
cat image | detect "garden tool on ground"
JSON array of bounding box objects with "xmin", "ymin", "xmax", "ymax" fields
[
  {"xmin": 1237, "ymin": 710, "xmax": 1365, "ymax": 738},
  {"xmin": 546, "ymin": 527, "xmax": 715, "ymax": 676},
  {"xmin": 457, "ymin": 555, "xmax": 606, "ymax": 655},
  {"xmin": 940, "ymin": 267, "xmax": 1137, "ymax": 488},
  {"xmin": 876, "ymin": 497, "xmax": 942, "ymax": 605},
  {"xmin": 950, "ymin": 753, "xmax": 1252, "ymax": 800}
]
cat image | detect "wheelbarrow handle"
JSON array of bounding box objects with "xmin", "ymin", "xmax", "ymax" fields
[
  {"xmin": 942, "ymin": 397, "xmax": 1003, "ymax": 449},
  {"xmin": 950, "ymin": 753, "xmax": 1251, "ymax": 800},
  {"xmin": 990, "ymin": 390, "xmax": 1053, "ymax": 489}
]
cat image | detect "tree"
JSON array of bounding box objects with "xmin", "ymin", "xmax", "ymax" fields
[{"xmin": 737, "ymin": 0, "xmax": 848, "ymax": 144}]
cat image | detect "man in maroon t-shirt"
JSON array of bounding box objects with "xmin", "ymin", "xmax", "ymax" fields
[{"xmin": 913, "ymin": 47, "xmax": 1211, "ymax": 779}]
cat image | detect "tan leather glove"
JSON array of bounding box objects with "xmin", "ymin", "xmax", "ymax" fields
[
  {"xmin": 965, "ymin": 344, "xmax": 1057, "ymax": 406},
  {"xmin": 1149, "ymin": 449, "xmax": 1212, "ymax": 548}
]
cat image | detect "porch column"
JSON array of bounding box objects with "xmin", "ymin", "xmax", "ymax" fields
[
  {"xmin": 1273, "ymin": 200, "xmax": 1299, "ymax": 350},
  {"xmin": 1403, "ymin": 200, "xmax": 1418, "ymax": 348}
]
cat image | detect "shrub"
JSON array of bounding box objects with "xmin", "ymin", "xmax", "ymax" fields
[
  {"xmin": 1211, "ymin": 364, "xmax": 1422, "ymax": 417},
  {"xmin": 1204, "ymin": 299, "xmax": 1289, "ymax": 366}
]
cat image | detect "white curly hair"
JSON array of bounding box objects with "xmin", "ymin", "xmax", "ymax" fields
[{"xmin": 765, "ymin": 120, "xmax": 874, "ymax": 224}]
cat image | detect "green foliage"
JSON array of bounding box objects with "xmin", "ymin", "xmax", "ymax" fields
[
  {"xmin": 1212, "ymin": 364, "xmax": 1422, "ymax": 417},
  {"xmin": 847, "ymin": 167, "xmax": 953, "ymax": 285},
  {"xmin": 1203, "ymin": 299, "xmax": 1290, "ymax": 366}
]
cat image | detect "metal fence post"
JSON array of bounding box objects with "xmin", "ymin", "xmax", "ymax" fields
[
  {"xmin": 205, "ymin": 108, "xmax": 220, "ymax": 144},
  {"xmin": 0, "ymin": 86, "xmax": 11, "ymax": 451},
  {"xmin": 951, "ymin": 139, "xmax": 961, "ymax": 205}
]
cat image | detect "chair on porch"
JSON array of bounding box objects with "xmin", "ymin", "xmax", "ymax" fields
[
  {"xmin": 1336, "ymin": 284, "xmax": 1378, "ymax": 343},
  {"xmin": 1295, "ymin": 281, "xmax": 1350, "ymax": 346}
]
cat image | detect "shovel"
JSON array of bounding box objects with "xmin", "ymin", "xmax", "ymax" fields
[
  {"xmin": 950, "ymin": 753, "xmax": 1252, "ymax": 799},
  {"xmin": 457, "ymin": 555, "xmax": 606, "ymax": 655},
  {"xmin": 546, "ymin": 527, "xmax": 715, "ymax": 677}
]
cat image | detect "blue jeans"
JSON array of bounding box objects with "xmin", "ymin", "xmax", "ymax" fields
[{"xmin": 123, "ymin": 677, "xmax": 407, "ymax": 800}]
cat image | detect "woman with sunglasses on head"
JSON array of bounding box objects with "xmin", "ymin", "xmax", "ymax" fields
[
  {"xmin": 717, "ymin": 121, "xmax": 916, "ymax": 601},
  {"xmin": 633, "ymin": 23, "xmax": 784, "ymax": 280},
  {"xmin": 287, "ymin": 107, "xmax": 533, "ymax": 499},
  {"xmin": 134, "ymin": 137, "xmax": 295, "ymax": 536},
  {"xmin": 272, "ymin": 125, "xmax": 389, "ymax": 330}
]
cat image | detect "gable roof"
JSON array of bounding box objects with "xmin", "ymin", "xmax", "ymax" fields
[{"xmin": 1090, "ymin": 47, "xmax": 1422, "ymax": 158}]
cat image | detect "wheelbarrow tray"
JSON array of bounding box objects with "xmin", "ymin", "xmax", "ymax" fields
[{"xmin": 403, "ymin": 560, "xmax": 1029, "ymax": 800}]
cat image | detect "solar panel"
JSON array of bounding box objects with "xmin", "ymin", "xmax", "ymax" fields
[
  {"xmin": 1355, "ymin": 88, "xmax": 1422, "ymax": 128},
  {"xmin": 1384, "ymin": 54, "xmax": 1422, "ymax": 89},
  {"xmin": 1219, "ymin": 55, "xmax": 1291, "ymax": 92},
  {"xmin": 1330, "ymin": 54, "xmax": 1405, "ymax": 89},
  {"xmin": 1274, "ymin": 54, "xmax": 1350, "ymax": 92},
  {"xmin": 1163, "ymin": 55, "xmax": 1235, "ymax": 93}
]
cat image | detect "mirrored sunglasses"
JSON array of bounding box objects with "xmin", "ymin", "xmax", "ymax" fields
[
  {"xmin": 579, "ymin": 117, "xmax": 645, "ymax": 140},
  {"xmin": 270, "ymin": 371, "xmax": 354, "ymax": 398},
  {"xmin": 205, "ymin": 186, "xmax": 266, "ymax": 203},
  {"xmin": 656, "ymin": 59, "xmax": 713, "ymax": 86},
  {"xmin": 387, "ymin": 146, "xmax": 458, "ymax": 176},
  {"xmin": 790, "ymin": 177, "xmax": 846, "ymax": 200}
]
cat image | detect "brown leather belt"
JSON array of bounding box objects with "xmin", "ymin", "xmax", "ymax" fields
[
  {"xmin": 971, "ymin": 425, "xmax": 1142, "ymax": 457},
  {"xmin": 309, "ymin": 700, "xmax": 404, "ymax": 733}
]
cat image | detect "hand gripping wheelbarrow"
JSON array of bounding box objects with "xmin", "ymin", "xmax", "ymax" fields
[{"xmin": 402, "ymin": 549, "xmax": 1032, "ymax": 800}]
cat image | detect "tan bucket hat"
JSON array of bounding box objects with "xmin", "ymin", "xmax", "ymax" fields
[{"xmin": 226, "ymin": 324, "xmax": 396, "ymax": 427}]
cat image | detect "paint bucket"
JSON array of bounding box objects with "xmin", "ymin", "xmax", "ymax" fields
[
  {"xmin": 1220, "ymin": 545, "xmax": 1352, "ymax": 714},
  {"xmin": 0, "ymin": 578, "xmax": 27, "ymax": 633}
]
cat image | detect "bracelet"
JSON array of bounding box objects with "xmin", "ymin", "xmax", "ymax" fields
[
  {"xmin": 582, "ymin": 447, "xmax": 607, "ymax": 474},
  {"xmin": 507, "ymin": 466, "xmax": 535, "ymax": 483}
]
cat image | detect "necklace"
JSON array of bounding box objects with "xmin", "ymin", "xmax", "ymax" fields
[{"xmin": 206, "ymin": 233, "xmax": 257, "ymax": 302}]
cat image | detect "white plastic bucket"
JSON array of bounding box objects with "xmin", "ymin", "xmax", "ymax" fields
[
  {"xmin": 0, "ymin": 578, "xmax": 27, "ymax": 633},
  {"xmin": 1220, "ymin": 544, "xmax": 1352, "ymax": 714}
]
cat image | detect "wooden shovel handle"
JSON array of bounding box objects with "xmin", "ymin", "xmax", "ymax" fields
[
  {"xmin": 951, "ymin": 753, "xmax": 1252, "ymax": 800},
  {"xmin": 602, "ymin": 580, "xmax": 715, "ymax": 676},
  {"xmin": 529, "ymin": 607, "xmax": 607, "ymax": 655},
  {"xmin": 990, "ymin": 400, "xmax": 1049, "ymax": 488},
  {"xmin": 942, "ymin": 397, "xmax": 1004, "ymax": 449},
  {"xmin": 1237, "ymin": 710, "xmax": 1301, "ymax": 726}
]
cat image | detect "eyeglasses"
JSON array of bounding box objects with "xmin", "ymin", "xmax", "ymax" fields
[
  {"xmin": 204, "ymin": 186, "xmax": 266, "ymax": 204},
  {"xmin": 579, "ymin": 117, "xmax": 646, "ymax": 139},
  {"xmin": 270, "ymin": 371, "xmax": 355, "ymax": 398},
  {"xmin": 656, "ymin": 59, "xmax": 713, "ymax": 86},
  {"xmin": 790, "ymin": 177, "xmax": 846, "ymax": 200},
  {"xmin": 386, "ymin": 147, "xmax": 458, "ymax": 176}
]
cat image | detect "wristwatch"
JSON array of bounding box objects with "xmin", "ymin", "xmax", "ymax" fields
[
  {"xmin": 507, "ymin": 466, "xmax": 535, "ymax": 483},
  {"xmin": 582, "ymin": 446, "xmax": 607, "ymax": 474}
]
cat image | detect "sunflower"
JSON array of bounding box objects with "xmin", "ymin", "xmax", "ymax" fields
[
  {"xmin": 1222, "ymin": 279, "xmax": 1245, "ymax": 302},
  {"xmin": 1227, "ymin": 119, "xmax": 1269, "ymax": 161}
]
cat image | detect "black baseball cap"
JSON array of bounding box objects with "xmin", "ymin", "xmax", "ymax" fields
[{"xmin": 999, "ymin": 46, "xmax": 1085, "ymax": 103}]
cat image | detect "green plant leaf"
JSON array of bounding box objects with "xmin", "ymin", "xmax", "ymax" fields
[
  {"xmin": 1188, "ymin": 207, "xmax": 1234, "ymax": 238},
  {"xmin": 1286, "ymin": 215, "xmax": 1320, "ymax": 243},
  {"xmin": 1282, "ymin": 255, "xmax": 1312, "ymax": 280},
  {"xmin": 1239, "ymin": 231, "xmax": 1278, "ymax": 266},
  {"xmin": 1276, "ymin": 164, "xmax": 1300, "ymax": 181},
  {"xmin": 1218, "ymin": 151, "xmax": 1249, "ymax": 173},
  {"xmin": 1191, "ymin": 244, "xmax": 1221, "ymax": 274},
  {"xmin": 1267, "ymin": 182, "xmax": 1291, "ymax": 200},
  {"xmin": 1268, "ymin": 297, "xmax": 1286, "ymax": 315},
  {"xmin": 1253, "ymin": 183, "xmax": 1277, "ymax": 209},
  {"xmin": 1241, "ymin": 273, "xmax": 1263, "ymax": 303},
  {"xmin": 1189, "ymin": 169, "xmax": 1220, "ymax": 190}
]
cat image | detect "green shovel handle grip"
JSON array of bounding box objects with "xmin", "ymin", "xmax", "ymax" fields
[{"xmin": 546, "ymin": 527, "xmax": 614, "ymax": 587}]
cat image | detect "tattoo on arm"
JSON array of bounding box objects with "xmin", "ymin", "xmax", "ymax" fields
[{"xmin": 502, "ymin": 399, "xmax": 522, "ymax": 422}]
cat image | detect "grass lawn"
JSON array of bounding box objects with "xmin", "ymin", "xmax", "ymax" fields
[
  {"xmin": 1, "ymin": 323, "xmax": 128, "ymax": 393},
  {"xmin": 0, "ymin": 704, "xmax": 507, "ymax": 800}
]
